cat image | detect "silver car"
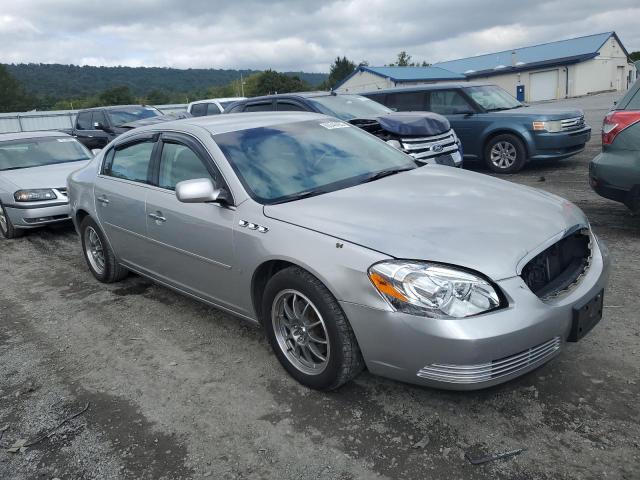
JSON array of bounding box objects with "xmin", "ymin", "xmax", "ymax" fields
[
  {"xmin": 68, "ymin": 112, "xmax": 610, "ymax": 391},
  {"xmin": 0, "ymin": 131, "xmax": 92, "ymax": 238}
]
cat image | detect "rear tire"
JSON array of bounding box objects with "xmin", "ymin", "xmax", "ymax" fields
[
  {"xmin": 484, "ymin": 134, "xmax": 527, "ymax": 173},
  {"xmin": 0, "ymin": 202, "xmax": 24, "ymax": 239},
  {"xmin": 80, "ymin": 216, "xmax": 128, "ymax": 283},
  {"xmin": 262, "ymin": 266, "xmax": 364, "ymax": 390}
]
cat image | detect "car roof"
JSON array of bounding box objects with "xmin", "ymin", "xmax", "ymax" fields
[
  {"xmin": 79, "ymin": 105, "xmax": 159, "ymax": 112},
  {"xmin": 0, "ymin": 131, "xmax": 72, "ymax": 142},
  {"xmin": 233, "ymin": 91, "xmax": 339, "ymax": 103},
  {"xmin": 189, "ymin": 97, "xmax": 246, "ymax": 106},
  {"xmin": 362, "ymin": 82, "xmax": 495, "ymax": 95},
  {"xmin": 124, "ymin": 111, "xmax": 331, "ymax": 136}
]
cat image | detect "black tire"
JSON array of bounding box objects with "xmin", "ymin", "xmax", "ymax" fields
[
  {"xmin": 262, "ymin": 266, "xmax": 364, "ymax": 391},
  {"xmin": 484, "ymin": 134, "xmax": 527, "ymax": 173},
  {"xmin": 80, "ymin": 216, "xmax": 128, "ymax": 283},
  {"xmin": 0, "ymin": 202, "xmax": 24, "ymax": 239}
]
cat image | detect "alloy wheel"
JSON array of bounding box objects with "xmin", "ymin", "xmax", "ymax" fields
[
  {"xmin": 271, "ymin": 289, "xmax": 330, "ymax": 375},
  {"xmin": 84, "ymin": 226, "xmax": 106, "ymax": 275},
  {"xmin": 490, "ymin": 141, "xmax": 517, "ymax": 169},
  {"xmin": 0, "ymin": 207, "xmax": 7, "ymax": 234}
]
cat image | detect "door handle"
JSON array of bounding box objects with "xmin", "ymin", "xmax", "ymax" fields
[
  {"xmin": 97, "ymin": 195, "xmax": 109, "ymax": 205},
  {"xmin": 148, "ymin": 212, "xmax": 166, "ymax": 223}
]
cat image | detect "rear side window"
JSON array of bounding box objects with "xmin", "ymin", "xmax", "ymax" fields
[
  {"xmin": 428, "ymin": 90, "xmax": 472, "ymax": 115},
  {"xmin": 277, "ymin": 101, "xmax": 308, "ymax": 112},
  {"xmin": 385, "ymin": 92, "xmax": 428, "ymax": 111},
  {"xmin": 158, "ymin": 142, "xmax": 215, "ymax": 190},
  {"xmin": 206, "ymin": 103, "xmax": 222, "ymax": 115},
  {"xmin": 190, "ymin": 103, "xmax": 207, "ymax": 117},
  {"xmin": 76, "ymin": 112, "xmax": 92, "ymax": 130},
  {"xmin": 103, "ymin": 141, "xmax": 154, "ymax": 183},
  {"xmin": 244, "ymin": 102, "xmax": 274, "ymax": 112}
]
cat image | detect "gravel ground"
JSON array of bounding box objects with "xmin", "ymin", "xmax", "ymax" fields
[{"xmin": 1, "ymin": 91, "xmax": 639, "ymax": 480}]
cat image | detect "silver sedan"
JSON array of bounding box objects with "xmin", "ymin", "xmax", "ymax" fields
[
  {"xmin": 0, "ymin": 131, "xmax": 92, "ymax": 238},
  {"xmin": 68, "ymin": 112, "xmax": 610, "ymax": 391}
]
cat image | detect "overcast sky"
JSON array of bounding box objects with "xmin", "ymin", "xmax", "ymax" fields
[{"xmin": 1, "ymin": 0, "xmax": 639, "ymax": 72}]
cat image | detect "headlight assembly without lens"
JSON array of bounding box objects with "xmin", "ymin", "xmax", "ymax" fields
[
  {"xmin": 14, "ymin": 189, "xmax": 57, "ymax": 202},
  {"xmin": 368, "ymin": 260, "xmax": 502, "ymax": 318}
]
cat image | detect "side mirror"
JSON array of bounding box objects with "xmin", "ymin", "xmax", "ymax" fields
[
  {"xmin": 175, "ymin": 178, "xmax": 230, "ymax": 204},
  {"xmin": 91, "ymin": 148, "xmax": 102, "ymax": 156}
]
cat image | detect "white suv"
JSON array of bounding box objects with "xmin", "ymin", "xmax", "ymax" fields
[{"xmin": 187, "ymin": 97, "xmax": 246, "ymax": 117}]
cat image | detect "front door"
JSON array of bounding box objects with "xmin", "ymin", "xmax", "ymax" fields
[
  {"xmin": 94, "ymin": 134, "xmax": 157, "ymax": 269},
  {"xmin": 144, "ymin": 133, "xmax": 237, "ymax": 308},
  {"xmin": 428, "ymin": 89, "xmax": 478, "ymax": 158}
]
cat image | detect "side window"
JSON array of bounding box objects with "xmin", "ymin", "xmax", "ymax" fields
[
  {"xmin": 190, "ymin": 103, "xmax": 207, "ymax": 117},
  {"xmin": 206, "ymin": 103, "xmax": 222, "ymax": 115},
  {"xmin": 103, "ymin": 141, "xmax": 154, "ymax": 183},
  {"xmin": 385, "ymin": 92, "xmax": 427, "ymax": 111},
  {"xmin": 91, "ymin": 110, "xmax": 108, "ymax": 128},
  {"xmin": 244, "ymin": 102, "xmax": 274, "ymax": 112},
  {"xmin": 365, "ymin": 93, "xmax": 386, "ymax": 104},
  {"xmin": 277, "ymin": 101, "xmax": 307, "ymax": 112},
  {"xmin": 76, "ymin": 112, "xmax": 92, "ymax": 130},
  {"xmin": 428, "ymin": 90, "xmax": 472, "ymax": 115},
  {"xmin": 158, "ymin": 142, "xmax": 215, "ymax": 191}
]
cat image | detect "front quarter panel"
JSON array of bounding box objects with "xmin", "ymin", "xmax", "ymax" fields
[{"xmin": 232, "ymin": 200, "xmax": 392, "ymax": 318}]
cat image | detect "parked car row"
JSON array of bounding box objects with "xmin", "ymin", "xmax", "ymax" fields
[{"xmin": 5, "ymin": 79, "xmax": 637, "ymax": 391}]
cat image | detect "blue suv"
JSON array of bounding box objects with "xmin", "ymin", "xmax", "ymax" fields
[{"xmin": 363, "ymin": 83, "xmax": 591, "ymax": 173}]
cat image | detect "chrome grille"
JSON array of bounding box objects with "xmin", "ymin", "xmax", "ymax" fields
[
  {"xmin": 560, "ymin": 116, "xmax": 585, "ymax": 131},
  {"xmin": 401, "ymin": 129, "xmax": 458, "ymax": 160},
  {"xmin": 417, "ymin": 337, "xmax": 561, "ymax": 384}
]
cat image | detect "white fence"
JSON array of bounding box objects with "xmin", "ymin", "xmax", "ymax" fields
[{"xmin": 0, "ymin": 104, "xmax": 188, "ymax": 134}]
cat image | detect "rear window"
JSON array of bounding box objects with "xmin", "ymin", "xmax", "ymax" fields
[{"xmin": 0, "ymin": 137, "xmax": 91, "ymax": 171}]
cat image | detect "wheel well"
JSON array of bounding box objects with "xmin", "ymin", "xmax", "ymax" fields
[
  {"xmin": 75, "ymin": 209, "xmax": 90, "ymax": 226},
  {"xmin": 251, "ymin": 260, "xmax": 297, "ymax": 324},
  {"xmin": 483, "ymin": 130, "xmax": 529, "ymax": 157}
]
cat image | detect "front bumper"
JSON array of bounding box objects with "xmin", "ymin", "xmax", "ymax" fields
[
  {"xmin": 4, "ymin": 202, "xmax": 72, "ymax": 228},
  {"xmin": 341, "ymin": 237, "xmax": 610, "ymax": 390},
  {"xmin": 529, "ymin": 126, "xmax": 591, "ymax": 160}
]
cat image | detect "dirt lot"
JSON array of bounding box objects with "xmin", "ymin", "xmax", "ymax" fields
[{"xmin": 1, "ymin": 91, "xmax": 639, "ymax": 480}]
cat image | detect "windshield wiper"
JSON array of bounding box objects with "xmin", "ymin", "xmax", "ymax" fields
[
  {"xmin": 486, "ymin": 106, "xmax": 520, "ymax": 112},
  {"xmin": 270, "ymin": 188, "xmax": 330, "ymax": 204},
  {"xmin": 360, "ymin": 166, "xmax": 415, "ymax": 184}
]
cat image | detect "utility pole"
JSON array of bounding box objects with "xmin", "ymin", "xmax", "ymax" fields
[{"xmin": 240, "ymin": 72, "xmax": 245, "ymax": 97}]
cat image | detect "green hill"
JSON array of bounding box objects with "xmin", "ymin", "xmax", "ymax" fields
[{"xmin": 4, "ymin": 63, "xmax": 327, "ymax": 101}]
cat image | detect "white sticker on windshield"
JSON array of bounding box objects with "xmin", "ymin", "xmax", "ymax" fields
[
  {"xmin": 319, "ymin": 121, "xmax": 350, "ymax": 130},
  {"xmin": 56, "ymin": 138, "xmax": 76, "ymax": 142}
]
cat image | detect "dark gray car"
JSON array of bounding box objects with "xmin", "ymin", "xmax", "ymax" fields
[
  {"xmin": 589, "ymin": 79, "xmax": 640, "ymax": 212},
  {"xmin": 68, "ymin": 112, "xmax": 609, "ymax": 391},
  {"xmin": 363, "ymin": 83, "xmax": 591, "ymax": 173}
]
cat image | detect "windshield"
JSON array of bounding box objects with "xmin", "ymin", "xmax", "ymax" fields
[
  {"xmin": 109, "ymin": 106, "xmax": 161, "ymax": 126},
  {"xmin": 308, "ymin": 95, "xmax": 392, "ymax": 121},
  {"xmin": 214, "ymin": 119, "xmax": 417, "ymax": 204},
  {"xmin": 466, "ymin": 85, "xmax": 522, "ymax": 111},
  {"xmin": 0, "ymin": 137, "xmax": 91, "ymax": 171}
]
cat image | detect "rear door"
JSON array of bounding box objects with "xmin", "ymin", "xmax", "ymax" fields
[
  {"xmin": 384, "ymin": 91, "xmax": 428, "ymax": 112},
  {"xmin": 144, "ymin": 132, "xmax": 237, "ymax": 307},
  {"xmin": 94, "ymin": 133, "xmax": 158, "ymax": 268}
]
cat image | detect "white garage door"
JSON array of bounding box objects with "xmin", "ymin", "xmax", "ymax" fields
[{"xmin": 530, "ymin": 70, "xmax": 559, "ymax": 101}]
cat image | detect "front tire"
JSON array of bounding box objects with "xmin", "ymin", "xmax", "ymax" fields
[
  {"xmin": 484, "ymin": 134, "xmax": 526, "ymax": 173},
  {"xmin": 262, "ymin": 266, "xmax": 364, "ymax": 390},
  {"xmin": 0, "ymin": 202, "xmax": 24, "ymax": 239},
  {"xmin": 80, "ymin": 216, "xmax": 128, "ymax": 283}
]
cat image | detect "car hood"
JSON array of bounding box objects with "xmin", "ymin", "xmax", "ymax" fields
[
  {"xmin": 491, "ymin": 105, "xmax": 584, "ymax": 120},
  {"xmin": 264, "ymin": 166, "xmax": 587, "ymax": 280},
  {"xmin": 0, "ymin": 160, "xmax": 90, "ymax": 189},
  {"xmin": 377, "ymin": 112, "xmax": 451, "ymax": 136}
]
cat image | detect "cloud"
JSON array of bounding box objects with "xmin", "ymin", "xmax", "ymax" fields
[{"xmin": 0, "ymin": 0, "xmax": 638, "ymax": 72}]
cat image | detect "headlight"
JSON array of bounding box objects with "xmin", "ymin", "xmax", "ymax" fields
[
  {"xmin": 368, "ymin": 260, "xmax": 502, "ymax": 318},
  {"xmin": 14, "ymin": 189, "xmax": 57, "ymax": 202},
  {"xmin": 532, "ymin": 120, "xmax": 562, "ymax": 133}
]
